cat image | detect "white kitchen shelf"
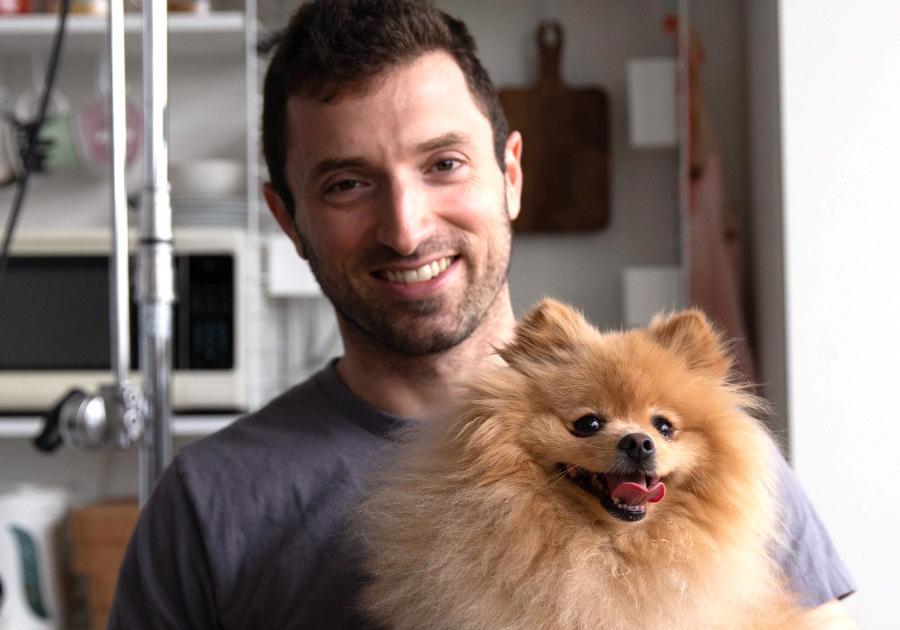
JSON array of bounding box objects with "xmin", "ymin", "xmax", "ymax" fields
[
  {"xmin": 0, "ymin": 11, "xmax": 246, "ymax": 58},
  {"xmin": 0, "ymin": 414, "xmax": 237, "ymax": 438}
]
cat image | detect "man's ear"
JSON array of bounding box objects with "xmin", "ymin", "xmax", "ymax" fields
[
  {"xmin": 263, "ymin": 182, "xmax": 306, "ymax": 259},
  {"xmin": 648, "ymin": 309, "xmax": 732, "ymax": 379},
  {"xmin": 503, "ymin": 131, "xmax": 523, "ymax": 222},
  {"xmin": 498, "ymin": 298, "xmax": 588, "ymax": 370}
]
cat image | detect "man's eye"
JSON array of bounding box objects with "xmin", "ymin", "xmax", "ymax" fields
[
  {"xmin": 432, "ymin": 159, "xmax": 461, "ymax": 172},
  {"xmin": 326, "ymin": 179, "xmax": 364, "ymax": 194}
]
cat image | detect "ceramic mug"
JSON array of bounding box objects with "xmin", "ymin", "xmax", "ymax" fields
[{"xmin": 0, "ymin": 484, "xmax": 69, "ymax": 630}]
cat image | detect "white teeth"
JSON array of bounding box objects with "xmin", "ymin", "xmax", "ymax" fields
[
  {"xmin": 416, "ymin": 265, "xmax": 433, "ymax": 282},
  {"xmin": 383, "ymin": 257, "xmax": 452, "ymax": 284}
]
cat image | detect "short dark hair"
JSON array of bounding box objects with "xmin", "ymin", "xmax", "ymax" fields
[{"xmin": 261, "ymin": 0, "xmax": 509, "ymax": 211}]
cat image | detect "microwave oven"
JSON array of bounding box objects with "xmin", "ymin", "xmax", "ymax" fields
[{"xmin": 0, "ymin": 227, "xmax": 267, "ymax": 414}]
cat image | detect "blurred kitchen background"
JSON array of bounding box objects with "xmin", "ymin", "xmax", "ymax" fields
[{"xmin": 0, "ymin": 0, "xmax": 896, "ymax": 628}]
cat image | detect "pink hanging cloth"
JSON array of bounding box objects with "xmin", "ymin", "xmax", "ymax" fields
[{"xmin": 666, "ymin": 16, "xmax": 756, "ymax": 379}]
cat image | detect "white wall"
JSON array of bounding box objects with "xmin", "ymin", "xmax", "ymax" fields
[{"xmin": 780, "ymin": 1, "xmax": 900, "ymax": 626}]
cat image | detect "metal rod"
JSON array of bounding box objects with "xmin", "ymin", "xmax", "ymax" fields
[
  {"xmin": 138, "ymin": 0, "xmax": 174, "ymax": 505},
  {"xmin": 107, "ymin": 0, "xmax": 130, "ymax": 387},
  {"xmin": 244, "ymin": 0, "xmax": 259, "ymax": 237},
  {"xmin": 243, "ymin": 0, "xmax": 262, "ymax": 409}
]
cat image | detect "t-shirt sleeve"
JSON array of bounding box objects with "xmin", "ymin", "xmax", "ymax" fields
[
  {"xmin": 107, "ymin": 457, "xmax": 220, "ymax": 630},
  {"xmin": 773, "ymin": 451, "xmax": 856, "ymax": 607}
]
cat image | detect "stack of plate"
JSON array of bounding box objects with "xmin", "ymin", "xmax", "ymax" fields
[
  {"xmin": 169, "ymin": 159, "xmax": 247, "ymax": 227},
  {"xmin": 172, "ymin": 196, "xmax": 246, "ymax": 227}
]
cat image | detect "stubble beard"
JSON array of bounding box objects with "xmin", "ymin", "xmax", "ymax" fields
[{"xmin": 298, "ymin": 201, "xmax": 512, "ymax": 357}]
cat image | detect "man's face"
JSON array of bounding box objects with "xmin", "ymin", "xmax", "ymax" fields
[{"xmin": 268, "ymin": 51, "xmax": 523, "ymax": 355}]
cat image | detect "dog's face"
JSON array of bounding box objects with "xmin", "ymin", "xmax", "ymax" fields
[{"xmin": 474, "ymin": 299, "xmax": 753, "ymax": 527}]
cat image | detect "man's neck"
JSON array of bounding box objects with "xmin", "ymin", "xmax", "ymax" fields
[{"xmin": 334, "ymin": 288, "xmax": 516, "ymax": 419}]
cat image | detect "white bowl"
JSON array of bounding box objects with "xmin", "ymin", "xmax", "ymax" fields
[{"xmin": 170, "ymin": 159, "xmax": 246, "ymax": 199}]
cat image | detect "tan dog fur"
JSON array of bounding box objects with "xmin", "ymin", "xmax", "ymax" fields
[{"xmin": 359, "ymin": 299, "xmax": 815, "ymax": 629}]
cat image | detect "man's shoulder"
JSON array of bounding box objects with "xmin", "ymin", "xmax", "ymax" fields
[
  {"xmin": 168, "ymin": 364, "xmax": 400, "ymax": 513},
  {"xmin": 180, "ymin": 377, "xmax": 351, "ymax": 473},
  {"xmin": 190, "ymin": 373, "xmax": 342, "ymax": 450}
]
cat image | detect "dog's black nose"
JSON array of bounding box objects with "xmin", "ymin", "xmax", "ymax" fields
[{"xmin": 618, "ymin": 433, "xmax": 655, "ymax": 465}]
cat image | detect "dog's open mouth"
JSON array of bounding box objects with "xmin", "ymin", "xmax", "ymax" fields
[{"xmin": 558, "ymin": 464, "xmax": 666, "ymax": 522}]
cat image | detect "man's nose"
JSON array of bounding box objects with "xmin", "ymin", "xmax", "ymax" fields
[{"xmin": 375, "ymin": 177, "xmax": 431, "ymax": 256}]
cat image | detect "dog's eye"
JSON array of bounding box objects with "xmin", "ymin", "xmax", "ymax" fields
[
  {"xmin": 571, "ymin": 414, "xmax": 605, "ymax": 437},
  {"xmin": 652, "ymin": 415, "xmax": 675, "ymax": 440}
]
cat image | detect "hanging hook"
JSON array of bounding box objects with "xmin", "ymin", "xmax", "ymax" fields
[{"xmin": 536, "ymin": 21, "xmax": 563, "ymax": 85}]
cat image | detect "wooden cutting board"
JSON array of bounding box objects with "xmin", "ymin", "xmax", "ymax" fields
[{"xmin": 500, "ymin": 22, "xmax": 610, "ymax": 232}]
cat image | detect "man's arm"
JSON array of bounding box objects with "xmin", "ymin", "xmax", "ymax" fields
[
  {"xmin": 107, "ymin": 458, "xmax": 220, "ymax": 630},
  {"xmin": 774, "ymin": 451, "xmax": 857, "ymax": 621}
]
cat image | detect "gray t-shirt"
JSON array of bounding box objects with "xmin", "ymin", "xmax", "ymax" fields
[{"xmin": 108, "ymin": 361, "xmax": 854, "ymax": 629}]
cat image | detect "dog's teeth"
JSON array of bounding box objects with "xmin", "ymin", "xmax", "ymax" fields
[{"xmin": 567, "ymin": 467, "xmax": 577, "ymax": 479}]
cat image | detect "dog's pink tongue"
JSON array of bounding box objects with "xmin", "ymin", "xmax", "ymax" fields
[{"xmin": 610, "ymin": 480, "xmax": 666, "ymax": 506}]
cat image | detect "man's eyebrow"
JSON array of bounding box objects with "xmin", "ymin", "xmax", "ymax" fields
[
  {"xmin": 415, "ymin": 132, "xmax": 470, "ymax": 154},
  {"xmin": 308, "ymin": 133, "xmax": 470, "ymax": 182}
]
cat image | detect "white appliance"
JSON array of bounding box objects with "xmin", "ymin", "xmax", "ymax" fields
[
  {"xmin": 0, "ymin": 484, "xmax": 69, "ymax": 630},
  {"xmin": 0, "ymin": 227, "xmax": 272, "ymax": 413}
]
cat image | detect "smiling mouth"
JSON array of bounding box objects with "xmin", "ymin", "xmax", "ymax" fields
[
  {"xmin": 557, "ymin": 464, "xmax": 666, "ymax": 522},
  {"xmin": 376, "ymin": 256, "xmax": 457, "ymax": 285}
]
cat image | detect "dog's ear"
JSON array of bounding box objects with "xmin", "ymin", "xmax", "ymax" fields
[
  {"xmin": 649, "ymin": 309, "xmax": 733, "ymax": 378},
  {"xmin": 498, "ymin": 298, "xmax": 589, "ymax": 370}
]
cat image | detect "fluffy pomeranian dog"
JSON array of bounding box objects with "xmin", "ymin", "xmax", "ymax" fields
[{"xmin": 359, "ymin": 299, "xmax": 816, "ymax": 630}]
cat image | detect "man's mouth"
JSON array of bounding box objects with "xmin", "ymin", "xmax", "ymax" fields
[
  {"xmin": 557, "ymin": 464, "xmax": 666, "ymax": 522},
  {"xmin": 377, "ymin": 256, "xmax": 457, "ymax": 285}
]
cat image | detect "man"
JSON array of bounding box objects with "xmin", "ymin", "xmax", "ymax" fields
[{"xmin": 109, "ymin": 1, "xmax": 855, "ymax": 628}]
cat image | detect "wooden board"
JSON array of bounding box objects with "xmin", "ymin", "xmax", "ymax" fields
[{"xmin": 499, "ymin": 22, "xmax": 610, "ymax": 232}]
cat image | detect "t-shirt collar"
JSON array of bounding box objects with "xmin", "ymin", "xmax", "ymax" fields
[{"xmin": 313, "ymin": 358, "xmax": 411, "ymax": 438}]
